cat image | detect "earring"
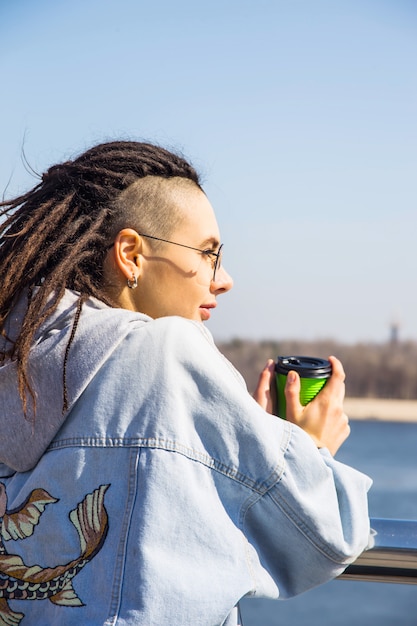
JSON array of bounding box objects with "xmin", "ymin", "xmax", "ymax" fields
[{"xmin": 127, "ymin": 273, "xmax": 138, "ymax": 289}]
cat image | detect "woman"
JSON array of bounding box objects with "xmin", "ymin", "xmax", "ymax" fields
[{"xmin": 0, "ymin": 141, "xmax": 371, "ymax": 626}]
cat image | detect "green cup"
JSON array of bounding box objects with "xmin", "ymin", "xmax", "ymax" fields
[{"xmin": 275, "ymin": 356, "xmax": 332, "ymax": 419}]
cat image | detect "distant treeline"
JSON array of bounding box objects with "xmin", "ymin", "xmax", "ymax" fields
[{"xmin": 217, "ymin": 338, "xmax": 417, "ymax": 399}]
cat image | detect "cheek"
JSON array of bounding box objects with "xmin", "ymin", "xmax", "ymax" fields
[
  {"xmin": 166, "ymin": 281, "xmax": 207, "ymax": 317},
  {"xmin": 139, "ymin": 261, "xmax": 208, "ymax": 316}
]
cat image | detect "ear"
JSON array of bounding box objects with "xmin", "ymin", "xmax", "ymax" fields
[{"xmin": 112, "ymin": 228, "xmax": 143, "ymax": 281}]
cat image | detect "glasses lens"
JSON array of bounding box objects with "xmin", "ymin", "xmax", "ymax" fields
[{"xmin": 213, "ymin": 244, "xmax": 223, "ymax": 281}]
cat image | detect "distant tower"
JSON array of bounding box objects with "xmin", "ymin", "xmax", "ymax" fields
[{"xmin": 389, "ymin": 315, "xmax": 401, "ymax": 344}]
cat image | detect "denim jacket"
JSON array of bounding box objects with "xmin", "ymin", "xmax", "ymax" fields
[{"xmin": 0, "ymin": 290, "xmax": 371, "ymax": 625}]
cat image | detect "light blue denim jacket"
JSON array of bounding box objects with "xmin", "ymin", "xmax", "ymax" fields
[{"xmin": 0, "ymin": 290, "xmax": 371, "ymax": 625}]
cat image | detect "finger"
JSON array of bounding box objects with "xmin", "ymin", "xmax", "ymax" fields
[
  {"xmin": 284, "ymin": 370, "xmax": 302, "ymax": 421},
  {"xmin": 320, "ymin": 355, "xmax": 346, "ymax": 401},
  {"xmin": 327, "ymin": 356, "xmax": 346, "ymax": 384},
  {"xmin": 253, "ymin": 359, "xmax": 275, "ymax": 411},
  {"xmin": 333, "ymin": 412, "xmax": 351, "ymax": 452}
]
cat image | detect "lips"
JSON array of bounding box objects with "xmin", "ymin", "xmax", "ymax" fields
[{"xmin": 199, "ymin": 303, "xmax": 216, "ymax": 321}]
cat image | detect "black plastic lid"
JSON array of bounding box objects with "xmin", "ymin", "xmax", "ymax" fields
[{"xmin": 275, "ymin": 356, "xmax": 332, "ymax": 379}]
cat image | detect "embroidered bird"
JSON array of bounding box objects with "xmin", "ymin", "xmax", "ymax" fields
[{"xmin": 0, "ymin": 483, "xmax": 109, "ymax": 626}]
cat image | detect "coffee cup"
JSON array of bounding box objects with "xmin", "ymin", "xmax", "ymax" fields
[{"xmin": 275, "ymin": 356, "xmax": 332, "ymax": 419}]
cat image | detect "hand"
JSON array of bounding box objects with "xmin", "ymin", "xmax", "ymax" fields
[
  {"xmin": 253, "ymin": 359, "xmax": 276, "ymax": 414},
  {"xmin": 284, "ymin": 355, "xmax": 350, "ymax": 456}
]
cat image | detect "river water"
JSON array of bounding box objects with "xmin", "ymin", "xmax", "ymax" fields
[{"xmin": 240, "ymin": 420, "xmax": 417, "ymax": 626}]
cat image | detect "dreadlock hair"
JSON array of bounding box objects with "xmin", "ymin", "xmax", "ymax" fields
[{"xmin": 0, "ymin": 140, "xmax": 202, "ymax": 417}]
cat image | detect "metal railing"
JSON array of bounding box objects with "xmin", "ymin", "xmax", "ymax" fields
[{"xmin": 339, "ymin": 518, "xmax": 417, "ymax": 584}]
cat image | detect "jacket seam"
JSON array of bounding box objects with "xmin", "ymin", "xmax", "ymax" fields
[
  {"xmin": 47, "ymin": 437, "xmax": 282, "ymax": 495},
  {"xmin": 104, "ymin": 448, "xmax": 141, "ymax": 625}
]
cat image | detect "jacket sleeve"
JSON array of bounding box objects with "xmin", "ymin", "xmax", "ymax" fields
[
  {"xmin": 129, "ymin": 316, "xmax": 373, "ymax": 599},
  {"xmin": 241, "ymin": 426, "xmax": 372, "ymax": 598}
]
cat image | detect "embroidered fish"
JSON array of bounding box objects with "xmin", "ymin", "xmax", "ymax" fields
[{"xmin": 0, "ymin": 483, "xmax": 110, "ymax": 625}]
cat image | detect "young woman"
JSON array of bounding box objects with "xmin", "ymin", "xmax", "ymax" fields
[{"xmin": 0, "ymin": 141, "xmax": 371, "ymax": 626}]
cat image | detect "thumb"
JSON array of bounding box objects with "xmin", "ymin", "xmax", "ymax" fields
[{"xmin": 284, "ymin": 370, "xmax": 302, "ymax": 421}]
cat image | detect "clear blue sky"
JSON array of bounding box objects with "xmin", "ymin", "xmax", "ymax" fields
[{"xmin": 1, "ymin": 0, "xmax": 416, "ymax": 343}]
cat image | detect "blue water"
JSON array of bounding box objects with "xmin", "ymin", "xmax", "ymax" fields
[{"xmin": 240, "ymin": 420, "xmax": 417, "ymax": 626}]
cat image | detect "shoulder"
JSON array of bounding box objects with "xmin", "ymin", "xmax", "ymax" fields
[
  {"xmin": 123, "ymin": 315, "xmax": 217, "ymax": 362},
  {"xmin": 147, "ymin": 316, "xmax": 216, "ymax": 351},
  {"xmin": 115, "ymin": 315, "xmax": 246, "ymax": 393}
]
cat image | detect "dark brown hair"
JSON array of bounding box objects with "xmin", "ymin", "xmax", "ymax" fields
[{"xmin": 0, "ymin": 140, "xmax": 201, "ymax": 415}]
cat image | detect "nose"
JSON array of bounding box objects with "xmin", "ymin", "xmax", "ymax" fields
[{"xmin": 210, "ymin": 265, "xmax": 233, "ymax": 294}]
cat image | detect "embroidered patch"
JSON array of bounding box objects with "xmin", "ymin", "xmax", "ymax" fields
[{"xmin": 0, "ymin": 483, "xmax": 110, "ymax": 625}]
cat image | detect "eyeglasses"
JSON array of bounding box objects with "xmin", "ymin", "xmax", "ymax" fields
[{"xmin": 136, "ymin": 233, "xmax": 223, "ymax": 282}]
